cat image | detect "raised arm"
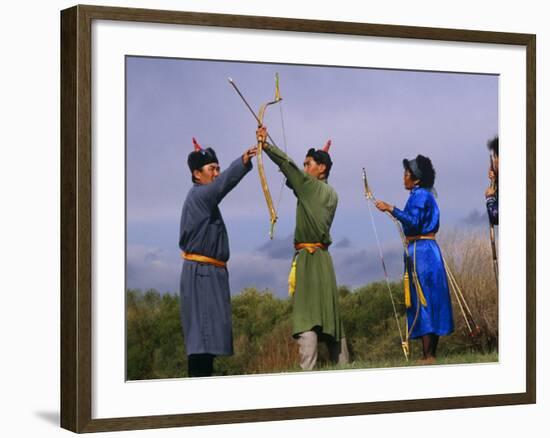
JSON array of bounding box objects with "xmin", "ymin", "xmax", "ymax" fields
[
  {"xmin": 256, "ymin": 126, "xmax": 308, "ymax": 194},
  {"xmin": 199, "ymin": 153, "xmax": 254, "ymax": 208}
]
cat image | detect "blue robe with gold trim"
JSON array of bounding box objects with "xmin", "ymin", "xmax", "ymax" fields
[{"xmin": 392, "ymin": 187, "xmax": 454, "ymax": 339}]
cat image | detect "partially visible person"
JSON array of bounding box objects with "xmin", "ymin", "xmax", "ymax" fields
[
  {"xmin": 485, "ymin": 136, "xmax": 499, "ymax": 225},
  {"xmin": 179, "ymin": 138, "xmax": 257, "ymax": 377},
  {"xmin": 375, "ymin": 155, "xmax": 454, "ymax": 364}
]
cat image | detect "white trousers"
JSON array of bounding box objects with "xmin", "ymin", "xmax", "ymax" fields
[{"xmin": 297, "ymin": 330, "xmax": 350, "ymax": 370}]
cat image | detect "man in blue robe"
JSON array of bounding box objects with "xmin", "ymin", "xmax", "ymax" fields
[
  {"xmin": 179, "ymin": 138, "xmax": 256, "ymax": 377},
  {"xmin": 375, "ymin": 155, "xmax": 454, "ymax": 364}
]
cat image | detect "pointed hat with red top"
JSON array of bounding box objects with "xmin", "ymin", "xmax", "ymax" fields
[
  {"xmin": 187, "ymin": 137, "xmax": 218, "ymax": 172},
  {"xmin": 305, "ymin": 138, "xmax": 333, "ymax": 178}
]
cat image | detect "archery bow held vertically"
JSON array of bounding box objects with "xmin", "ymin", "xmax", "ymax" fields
[
  {"xmin": 361, "ymin": 168, "xmax": 411, "ymax": 361},
  {"xmin": 228, "ymin": 75, "xmax": 283, "ymax": 239}
]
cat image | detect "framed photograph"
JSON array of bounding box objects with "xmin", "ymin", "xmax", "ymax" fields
[{"xmin": 61, "ymin": 4, "xmax": 536, "ymax": 433}]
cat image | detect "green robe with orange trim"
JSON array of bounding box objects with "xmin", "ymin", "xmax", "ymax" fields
[{"xmin": 264, "ymin": 144, "xmax": 344, "ymax": 340}]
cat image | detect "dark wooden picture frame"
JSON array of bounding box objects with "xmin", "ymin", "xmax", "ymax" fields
[{"xmin": 61, "ymin": 4, "xmax": 536, "ymax": 433}]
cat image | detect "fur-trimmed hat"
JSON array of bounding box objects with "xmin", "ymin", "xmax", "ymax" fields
[
  {"xmin": 306, "ymin": 139, "xmax": 333, "ymax": 179},
  {"xmin": 187, "ymin": 137, "xmax": 218, "ymax": 173},
  {"xmin": 402, "ymin": 154, "xmax": 436, "ymax": 189}
]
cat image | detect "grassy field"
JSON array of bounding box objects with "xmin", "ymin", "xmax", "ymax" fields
[
  {"xmin": 214, "ymin": 351, "xmax": 499, "ymax": 377},
  {"xmin": 316, "ymin": 351, "xmax": 499, "ymax": 372},
  {"xmin": 127, "ymin": 230, "xmax": 498, "ymax": 380}
]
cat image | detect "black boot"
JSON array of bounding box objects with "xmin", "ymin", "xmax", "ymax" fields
[{"xmin": 187, "ymin": 354, "xmax": 215, "ymax": 377}]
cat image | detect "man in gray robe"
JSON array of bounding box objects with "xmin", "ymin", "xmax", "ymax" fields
[{"xmin": 179, "ymin": 138, "xmax": 256, "ymax": 377}]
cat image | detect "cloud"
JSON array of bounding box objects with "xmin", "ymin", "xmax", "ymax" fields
[
  {"xmin": 461, "ymin": 209, "xmax": 489, "ymax": 227},
  {"xmin": 126, "ymin": 236, "xmax": 407, "ymax": 299},
  {"xmin": 144, "ymin": 248, "xmax": 162, "ymax": 263},
  {"xmin": 228, "ymin": 253, "xmax": 291, "ymax": 297},
  {"xmin": 231, "ymin": 238, "xmax": 405, "ymax": 298},
  {"xmin": 255, "ymin": 234, "xmax": 294, "ymax": 260},
  {"xmin": 126, "ymin": 241, "xmax": 293, "ymax": 297},
  {"xmin": 126, "ymin": 244, "xmax": 181, "ymax": 294},
  {"xmin": 331, "ymin": 241, "xmax": 404, "ymax": 288},
  {"xmin": 229, "ymin": 245, "xmax": 403, "ymax": 299},
  {"xmin": 333, "ymin": 237, "xmax": 352, "ymax": 248}
]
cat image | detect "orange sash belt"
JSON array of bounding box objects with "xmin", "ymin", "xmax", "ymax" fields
[
  {"xmin": 294, "ymin": 243, "xmax": 327, "ymax": 254},
  {"xmin": 181, "ymin": 252, "xmax": 227, "ymax": 268},
  {"xmin": 405, "ymin": 233, "xmax": 436, "ymax": 244}
]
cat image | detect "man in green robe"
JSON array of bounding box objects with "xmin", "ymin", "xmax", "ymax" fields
[{"xmin": 257, "ymin": 126, "xmax": 349, "ymax": 370}]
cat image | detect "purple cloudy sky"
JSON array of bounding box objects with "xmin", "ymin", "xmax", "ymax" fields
[{"xmin": 126, "ymin": 56, "xmax": 498, "ymax": 297}]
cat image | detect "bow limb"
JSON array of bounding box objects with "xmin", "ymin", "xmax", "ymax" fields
[
  {"xmin": 228, "ymin": 75, "xmax": 282, "ymax": 239},
  {"xmin": 257, "ymin": 102, "xmax": 278, "ymax": 239},
  {"xmin": 256, "ymin": 74, "xmax": 283, "ymax": 238}
]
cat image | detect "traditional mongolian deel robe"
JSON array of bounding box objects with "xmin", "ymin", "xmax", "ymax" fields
[
  {"xmin": 179, "ymin": 157, "xmax": 252, "ymax": 356},
  {"xmin": 264, "ymin": 144, "xmax": 344, "ymax": 341},
  {"xmin": 391, "ymin": 187, "xmax": 454, "ymax": 339},
  {"xmin": 486, "ymin": 191, "xmax": 498, "ymax": 226}
]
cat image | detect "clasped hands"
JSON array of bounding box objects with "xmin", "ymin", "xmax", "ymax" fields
[
  {"xmin": 242, "ymin": 126, "xmax": 270, "ymax": 165},
  {"xmin": 256, "ymin": 126, "xmax": 269, "ymax": 150}
]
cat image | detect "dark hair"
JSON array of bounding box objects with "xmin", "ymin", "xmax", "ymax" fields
[
  {"xmin": 191, "ymin": 168, "xmax": 201, "ymax": 184},
  {"xmin": 487, "ymin": 136, "xmax": 499, "ymax": 157},
  {"xmin": 306, "ymin": 148, "xmax": 333, "ymax": 179},
  {"xmin": 403, "ymin": 154, "xmax": 436, "ymax": 189}
]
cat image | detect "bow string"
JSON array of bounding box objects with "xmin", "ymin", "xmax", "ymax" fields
[{"xmin": 362, "ymin": 168, "xmax": 412, "ymax": 361}]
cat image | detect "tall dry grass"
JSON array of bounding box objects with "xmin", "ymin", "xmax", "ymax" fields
[
  {"xmin": 246, "ymin": 320, "xmax": 300, "ymax": 373},
  {"xmin": 439, "ymin": 227, "xmax": 499, "ymax": 353}
]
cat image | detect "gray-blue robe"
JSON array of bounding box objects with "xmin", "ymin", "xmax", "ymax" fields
[{"xmin": 179, "ymin": 157, "xmax": 252, "ymax": 356}]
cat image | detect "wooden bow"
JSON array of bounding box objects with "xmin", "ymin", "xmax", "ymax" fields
[
  {"xmin": 228, "ymin": 74, "xmax": 283, "ymax": 239},
  {"xmin": 488, "ymin": 152, "xmax": 499, "ymax": 288},
  {"xmin": 362, "ymin": 169, "xmax": 409, "ymax": 360}
]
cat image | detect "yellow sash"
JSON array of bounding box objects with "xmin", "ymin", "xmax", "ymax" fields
[
  {"xmin": 288, "ymin": 243, "xmax": 327, "ymax": 295},
  {"xmin": 181, "ymin": 252, "xmax": 227, "ymax": 268},
  {"xmin": 403, "ymin": 241, "xmax": 428, "ymax": 308}
]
